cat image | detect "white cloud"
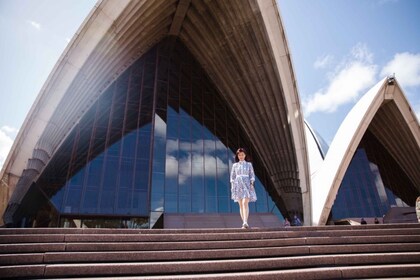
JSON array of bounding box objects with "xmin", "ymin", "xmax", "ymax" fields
[
  {"xmin": 314, "ymin": 54, "xmax": 334, "ymax": 69},
  {"xmin": 27, "ymin": 20, "xmax": 41, "ymax": 30},
  {"xmin": 380, "ymin": 52, "xmax": 420, "ymax": 87},
  {"xmin": 304, "ymin": 44, "xmax": 377, "ymax": 115},
  {"xmin": 351, "ymin": 43, "xmax": 374, "ymax": 64},
  {"xmin": 0, "ymin": 126, "xmax": 16, "ymax": 171},
  {"xmin": 1, "ymin": 126, "xmax": 18, "ymax": 135}
]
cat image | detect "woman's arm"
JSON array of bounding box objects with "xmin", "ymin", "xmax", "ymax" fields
[
  {"xmin": 249, "ymin": 162, "xmax": 255, "ymax": 186},
  {"xmin": 230, "ymin": 163, "xmax": 236, "ymax": 183}
]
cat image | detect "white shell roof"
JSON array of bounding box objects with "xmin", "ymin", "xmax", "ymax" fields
[{"xmin": 311, "ymin": 77, "xmax": 420, "ymax": 225}]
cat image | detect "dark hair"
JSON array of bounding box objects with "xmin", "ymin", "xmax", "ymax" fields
[{"xmin": 235, "ymin": 148, "xmax": 248, "ymax": 162}]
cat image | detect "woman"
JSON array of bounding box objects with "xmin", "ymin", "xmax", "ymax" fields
[{"xmin": 230, "ymin": 148, "xmax": 257, "ymax": 228}]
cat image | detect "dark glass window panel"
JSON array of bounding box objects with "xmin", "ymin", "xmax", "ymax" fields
[
  {"xmin": 82, "ymin": 189, "xmax": 99, "ymax": 213},
  {"xmin": 99, "ymin": 190, "xmax": 115, "ymax": 214},
  {"xmin": 192, "ymin": 174, "xmax": 204, "ymax": 195},
  {"xmin": 157, "ymin": 55, "xmax": 169, "ymax": 81},
  {"xmin": 180, "ymin": 64, "xmax": 191, "ymax": 90},
  {"xmin": 168, "ymin": 100, "xmax": 180, "ymax": 115},
  {"xmin": 165, "ymin": 176, "xmax": 178, "ymax": 196},
  {"xmin": 119, "ymin": 159, "xmax": 134, "ymax": 188},
  {"xmin": 116, "ymin": 189, "xmax": 130, "ymax": 214},
  {"xmin": 156, "ymin": 81, "xmax": 168, "ymax": 110},
  {"xmin": 134, "ymin": 159, "xmax": 150, "ymax": 191},
  {"xmin": 178, "ymin": 195, "xmax": 191, "ymax": 213},
  {"xmin": 151, "ymin": 172, "xmax": 164, "ymax": 211},
  {"xmin": 178, "ymin": 112, "xmax": 191, "ymax": 141},
  {"xmin": 51, "ymin": 187, "xmax": 65, "ymax": 211},
  {"xmin": 125, "ymin": 107, "xmax": 140, "ymax": 133},
  {"xmin": 103, "ymin": 156, "xmax": 119, "ymax": 190},
  {"xmin": 143, "ymin": 64, "xmax": 156, "ymax": 89},
  {"xmin": 141, "ymin": 88, "xmax": 154, "ymax": 114},
  {"xmin": 115, "ymin": 70, "xmax": 129, "ymax": 99},
  {"xmin": 64, "ymin": 187, "xmax": 82, "ymax": 213},
  {"xmin": 122, "ymin": 131, "xmax": 137, "ymax": 159},
  {"xmin": 167, "ymin": 117, "xmax": 179, "ymax": 139},
  {"xmin": 203, "ymin": 92, "xmax": 214, "ymax": 120},
  {"xmin": 191, "ymin": 120, "xmax": 202, "ymax": 141},
  {"xmin": 215, "ymin": 141, "xmax": 228, "ymax": 166},
  {"xmin": 191, "ymin": 78, "xmax": 203, "ymax": 104},
  {"xmin": 165, "ymin": 194, "xmax": 177, "ymax": 212},
  {"xmin": 86, "ymin": 158, "xmax": 103, "ymax": 188},
  {"xmin": 110, "ymin": 101, "xmax": 126, "ymax": 131},
  {"xmin": 206, "ymin": 196, "xmax": 217, "ymax": 213},
  {"xmin": 216, "ymin": 170, "xmax": 229, "ymax": 197},
  {"xmin": 132, "ymin": 190, "xmax": 148, "ymax": 215},
  {"xmin": 191, "ymin": 195, "xmax": 204, "ymax": 213},
  {"xmin": 137, "ymin": 130, "xmax": 152, "ymax": 160},
  {"xmin": 127, "ymin": 81, "xmax": 142, "ymax": 107},
  {"xmin": 69, "ymin": 170, "xmax": 85, "ymax": 187},
  {"xmin": 107, "ymin": 135, "xmax": 122, "ymax": 157},
  {"xmin": 205, "ymin": 177, "xmax": 216, "ymax": 197},
  {"xmin": 91, "ymin": 128, "xmax": 107, "ymax": 156},
  {"xmin": 218, "ymin": 196, "xmax": 229, "ymax": 212}
]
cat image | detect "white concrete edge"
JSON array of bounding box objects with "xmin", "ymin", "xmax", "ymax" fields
[{"xmin": 257, "ymin": 0, "xmax": 311, "ymax": 224}]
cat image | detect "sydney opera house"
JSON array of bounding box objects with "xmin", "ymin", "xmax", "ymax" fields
[{"xmin": 1, "ymin": 0, "xmax": 419, "ymax": 228}]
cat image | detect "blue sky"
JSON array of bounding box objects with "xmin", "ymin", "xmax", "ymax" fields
[
  {"xmin": 0, "ymin": 0, "xmax": 419, "ymax": 170},
  {"xmin": 278, "ymin": 0, "xmax": 420, "ymax": 144}
]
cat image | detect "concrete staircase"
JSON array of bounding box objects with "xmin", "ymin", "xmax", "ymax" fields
[{"xmin": 1, "ymin": 223, "xmax": 420, "ymax": 279}]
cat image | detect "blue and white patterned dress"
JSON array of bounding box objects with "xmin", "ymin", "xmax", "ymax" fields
[{"xmin": 230, "ymin": 160, "xmax": 257, "ymax": 202}]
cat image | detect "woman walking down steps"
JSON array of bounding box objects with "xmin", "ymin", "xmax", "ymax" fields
[{"xmin": 230, "ymin": 148, "xmax": 257, "ymax": 229}]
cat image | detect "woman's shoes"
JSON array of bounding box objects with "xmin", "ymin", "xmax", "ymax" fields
[{"xmin": 242, "ymin": 222, "xmax": 249, "ymax": 229}]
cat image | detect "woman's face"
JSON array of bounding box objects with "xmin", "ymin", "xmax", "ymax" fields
[{"xmin": 237, "ymin": 152, "xmax": 246, "ymax": 161}]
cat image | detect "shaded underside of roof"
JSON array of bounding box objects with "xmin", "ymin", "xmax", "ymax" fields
[{"xmin": 369, "ymin": 98, "xmax": 420, "ymax": 190}]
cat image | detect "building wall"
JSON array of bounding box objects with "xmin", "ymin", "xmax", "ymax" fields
[
  {"xmin": 12, "ymin": 38, "xmax": 284, "ymax": 228},
  {"xmin": 331, "ymin": 130, "xmax": 419, "ymax": 221}
]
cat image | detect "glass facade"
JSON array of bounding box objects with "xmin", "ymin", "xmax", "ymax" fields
[
  {"xmin": 28, "ymin": 37, "xmax": 281, "ymax": 228},
  {"xmin": 331, "ymin": 130, "xmax": 419, "ymax": 221}
]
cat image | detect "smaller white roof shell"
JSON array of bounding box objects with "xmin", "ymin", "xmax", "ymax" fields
[{"xmin": 311, "ymin": 77, "xmax": 420, "ymax": 225}]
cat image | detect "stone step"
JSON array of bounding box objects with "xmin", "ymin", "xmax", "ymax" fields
[
  {"xmin": 0, "ymin": 223, "xmax": 419, "ymax": 235},
  {"xmin": 1, "ymin": 225, "xmax": 419, "ymax": 279},
  {"xmin": 1, "ymin": 227, "xmax": 419, "ymax": 244},
  {"xmin": 1, "ymin": 252, "xmax": 419, "ymax": 279},
  {"xmin": 1, "ymin": 235, "xmax": 419, "ymax": 254},
  {"xmin": 40, "ymin": 264, "xmax": 420, "ymax": 280},
  {"xmin": 1, "ymin": 243, "xmax": 419, "ymax": 266}
]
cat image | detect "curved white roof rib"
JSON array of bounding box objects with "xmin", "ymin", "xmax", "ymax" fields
[{"xmin": 311, "ymin": 77, "xmax": 420, "ymax": 225}]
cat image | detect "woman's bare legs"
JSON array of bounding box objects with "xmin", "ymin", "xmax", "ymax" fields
[
  {"xmin": 238, "ymin": 199, "xmax": 244, "ymax": 222},
  {"xmin": 242, "ymin": 198, "xmax": 250, "ymax": 226},
  {"xmin": 238, "ymin": 198, "xmax": 250, "ymax": 228}
]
